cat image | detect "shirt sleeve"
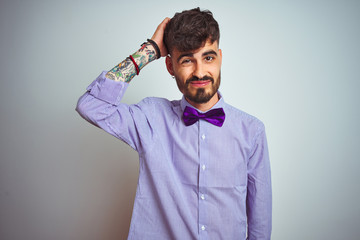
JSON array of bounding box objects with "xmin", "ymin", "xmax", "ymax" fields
[
  {"xmin": 246, "ymin": 125, "xmax": 272, "ymax": 239},
  {"xmin": 75, "ymin": 71, "xmax": 154, "ymax": 152}
]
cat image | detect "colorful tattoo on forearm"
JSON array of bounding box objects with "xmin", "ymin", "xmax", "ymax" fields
[{"xmin": 105, "ymin": 42, "xmax": 157, "ymax": 82}]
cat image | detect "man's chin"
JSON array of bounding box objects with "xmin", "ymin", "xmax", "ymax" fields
[{"xmin": 185, "ymin": 88, "xmax": 216, "ymax": 104}]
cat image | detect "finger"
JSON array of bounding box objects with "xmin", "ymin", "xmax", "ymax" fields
[
  {"xmin": 153, "ymin": 17, "xmax": 170, "ymax": 38},
  {"xmin": 159, "ymin": 17, "xmax": 170, "ymax": 28},
  {"xmin": 151, "ymin": 17, "xmax": 171, "ymax": 57}
]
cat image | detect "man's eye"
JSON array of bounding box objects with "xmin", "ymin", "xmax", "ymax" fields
[
  {"xmin": 182, "ymin": 59, "xmax": 191, "ymax": 64},
  {"xmin": 205, "ymin": 56, "xmax": 214, "ymax": 62}
]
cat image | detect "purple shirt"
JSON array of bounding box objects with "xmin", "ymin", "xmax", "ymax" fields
[{"xmin": 76, "ymin": 71, "xmax": 272, "ymax": 240}]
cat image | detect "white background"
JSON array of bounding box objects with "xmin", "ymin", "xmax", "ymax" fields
[{"xmin": 1, "ymin": 0, "xmax": 359, "ymax": 239}]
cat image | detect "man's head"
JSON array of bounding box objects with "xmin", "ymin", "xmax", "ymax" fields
[
  {"xmin": 164, "ymin": 8, "xmax": 222, "ymax": 107},
  {"xmin": 164, "ymin": 7, "xmax": 220, "ymax": 55}
]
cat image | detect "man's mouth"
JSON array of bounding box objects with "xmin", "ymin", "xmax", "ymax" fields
[
  {"xmin": 186, "ymin": 76, "xmax": 214, "ymax": 88},
  {"xmin": 189, "ymin": 80, "xmax": 211, "ymax": 87}
]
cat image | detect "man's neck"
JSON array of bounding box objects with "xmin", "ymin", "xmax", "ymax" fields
[{"xmin": 185, "ymin": 93, "xmax": 220, "ymax": 112}]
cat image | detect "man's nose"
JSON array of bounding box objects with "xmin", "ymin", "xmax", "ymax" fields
[{"xmin": 192, "ymin": 62, "xmax": 205, "ymax": 79}]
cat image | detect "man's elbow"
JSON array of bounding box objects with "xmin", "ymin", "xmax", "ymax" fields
[{"xmin": 75, "ymin": 93, "xmax": 93, "ymax": 122}]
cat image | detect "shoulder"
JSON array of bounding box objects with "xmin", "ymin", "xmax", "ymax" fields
[
  {"xmin": 224, "ymin": 102, "xmax": 265, "ymax": 135},
  {"xmin": 138, "ymin": 97, "xmax": 180, "ymax": 109},
  {"xmin": 135, "ymin": 97, "xmax": 181, "ymax": 118}
]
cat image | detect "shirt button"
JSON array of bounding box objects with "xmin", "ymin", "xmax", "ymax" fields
[
  {"xmin": 201, "ymin": 134, "xmax": 206, "ymax": 140},
  {"xmin": 201, "ymin": 225, "xmax": 206, "ymax": 231},
  {"xmin": 202, "ymin": 164, "xmax": 206, "ymax": 171},
  {"xmin": 200, "ymin": 194, "xmax": 205, "ymax": 200}
]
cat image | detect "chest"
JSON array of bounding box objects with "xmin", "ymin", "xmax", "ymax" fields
[{"xmin": 165, "ymin": 119, "xmax": 252, "ymax": 188}]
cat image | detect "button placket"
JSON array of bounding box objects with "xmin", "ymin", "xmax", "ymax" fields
[
  {"xmin": 198, "ymin": 120, "xmax": 209, "ymax": 236},
  {"xmin": 201, "ymin": 134, "xmax": 206, "ymax": 140},
  {"xmin": 201, "ymin": 164, "xmax": 206, "ymax": 171}
]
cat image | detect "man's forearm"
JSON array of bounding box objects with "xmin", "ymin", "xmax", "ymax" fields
[{"xmin": 105, "ymin": 42, "xmax": 157, "ymax": 82}]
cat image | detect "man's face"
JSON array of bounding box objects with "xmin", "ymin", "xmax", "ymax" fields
[{"xmin": 166, "ymin": 40, "xmax": 222, "ymax": 105}]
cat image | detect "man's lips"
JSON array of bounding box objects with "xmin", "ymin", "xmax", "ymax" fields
[{"xmin": 189, "ymin": 80, "xmax": 211, "ymax": 87}]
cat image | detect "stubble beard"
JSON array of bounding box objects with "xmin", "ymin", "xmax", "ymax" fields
[{"xmin": 176, "ymin": 73, "xmax": 221, "ymax": 104}]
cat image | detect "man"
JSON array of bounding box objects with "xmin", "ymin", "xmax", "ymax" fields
[{"xmin": 76, "ymin": 8, "xmax": 272, "ymax": 240}]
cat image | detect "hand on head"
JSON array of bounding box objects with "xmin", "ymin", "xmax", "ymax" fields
[{"xmin": 151, "ymin": 17, "xmax": 171, "ymax": 57}]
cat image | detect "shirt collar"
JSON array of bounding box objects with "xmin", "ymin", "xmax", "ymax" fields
[{"xmin": 180, "ymin": 91, "xmax": 225, "ymax": 113}]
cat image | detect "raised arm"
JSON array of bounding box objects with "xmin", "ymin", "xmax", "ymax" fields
[{"xmin": 76, "ymin": 18, "xmax": 170, "ymax": 150}]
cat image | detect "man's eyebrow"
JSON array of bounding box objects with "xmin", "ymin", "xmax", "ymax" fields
[
  {"xmin": 177, "ymin": 53, "xmax": 193, "ymax": 62},
  {"xmin": 177, "ymin": 50, "xmax": 218, "ymax": 62},
  {"xmin": 202, "ymin": 50, "xmax": 217, "ymax": 57}
]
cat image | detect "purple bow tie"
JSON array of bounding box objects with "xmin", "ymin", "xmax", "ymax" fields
[{"xmin": 183, "ymin": 106, "xmax": 225, "ymax": 127}]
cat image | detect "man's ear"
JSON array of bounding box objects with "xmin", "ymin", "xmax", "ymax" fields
[
  {"xmin": 219, "ymin": 49, "xmax": 223, "ymax": 66},
  {"xmin": 165, "ymin": 56, "xmax": 174, "ymax": 76}
]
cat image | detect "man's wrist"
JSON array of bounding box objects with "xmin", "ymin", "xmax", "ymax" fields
[
  {"xmin": 106, "ymin": 41, "xmax": 157, "ymax": 82},
  {"xmin": 146, "ymin": 39, "xmax": 161, "ymax": 59},
  {"xmin": 137, "ymin": 42, "xmax": 157, "ymax": 68}
]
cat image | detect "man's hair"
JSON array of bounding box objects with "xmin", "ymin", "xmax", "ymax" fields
[{"xmin": 164, "ymin": 7, "xmax": 220, "ymax": 54}]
